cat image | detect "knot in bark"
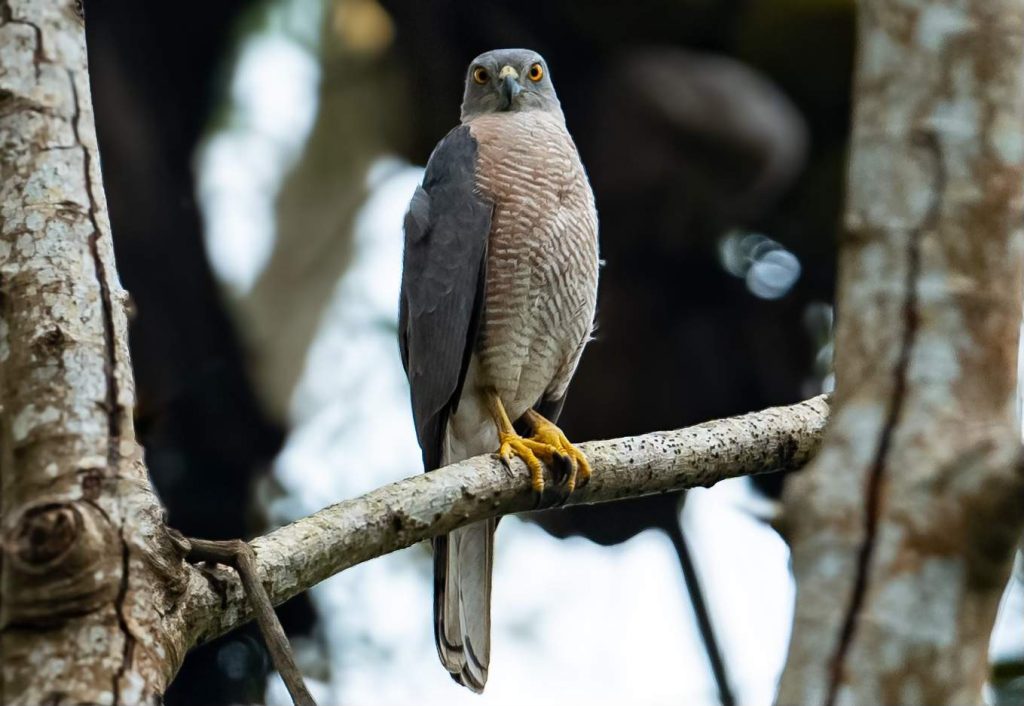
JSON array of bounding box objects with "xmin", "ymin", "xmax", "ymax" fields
[
  {"xmin": 10, "ymin": 503, "xmax": 78, "ymax": 570},
  {"xmin": 1, "ymin": 500, "xmax": 120, "ymax": 626}
]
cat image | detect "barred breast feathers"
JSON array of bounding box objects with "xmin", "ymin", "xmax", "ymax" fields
[{"xmin": 466, "ymin": 111, "xmax": 599, "ymax": 421}]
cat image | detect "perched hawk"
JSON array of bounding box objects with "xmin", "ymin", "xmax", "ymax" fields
[{"xmin": 399, "ymin": 48, "xmax": 600, "ymax": 692}]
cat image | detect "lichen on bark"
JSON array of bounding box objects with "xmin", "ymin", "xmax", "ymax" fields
[
  {"xmin": 0, "ymin": 1, "xmax": 188, "ymax": 703},
  {"xmin": 778, "ymin": 2, "xmax": 1024, "ymax": 704}
]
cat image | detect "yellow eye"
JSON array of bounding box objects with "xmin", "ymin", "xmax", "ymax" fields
[
  {"xmin": 528, "ymin": 63, "xmax": 544, "ymax": 82},
  {"xmin": 472, "ymin": 66, "xmax": 489, "ymax": 84}
]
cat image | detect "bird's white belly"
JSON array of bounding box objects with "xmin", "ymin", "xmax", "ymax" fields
[
  {"xmin": 479, "ymin": 233, "xmax": 589, "ymax": 421},
  {"xmin": 444, "ymin": 356, "xmax": 499, "ymax": 464}
]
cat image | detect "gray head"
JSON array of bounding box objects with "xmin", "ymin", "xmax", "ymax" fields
[{"xmin": 460, "ymin": 48, "xmax": 562, "ymax": 122}]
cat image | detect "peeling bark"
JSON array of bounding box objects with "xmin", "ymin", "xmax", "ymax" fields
[{"xmin": 778, "ymin": 2, "xmax": 1024, "ymax": 704}]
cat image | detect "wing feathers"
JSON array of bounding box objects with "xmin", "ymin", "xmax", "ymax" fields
[
  {"xmin": 400, "ymin": 125, "xmax": 495, "ymax": 691},
  {"xmin": 399, "ymin": 125, "xmax": 491, "ymax": 471}
]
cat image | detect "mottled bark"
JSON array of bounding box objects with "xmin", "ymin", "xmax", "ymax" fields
[
  {"xmin": 0, "ymin": 1, "xmax": 191, "ymax": 704},
  {"xmin": 180, "ymin": 395, "xmax": 829, "ymax": 648},
  {"xmin": 778, "ymin": 2, "xmax": 1024, "ymax": 705}
]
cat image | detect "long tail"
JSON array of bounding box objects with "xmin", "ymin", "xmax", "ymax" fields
[{"xmin": 433, "ymin": 518, "xmax": 495, "ymax": 692}]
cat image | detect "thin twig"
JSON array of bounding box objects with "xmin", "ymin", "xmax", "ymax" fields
[
  {"xmin": 187, "ymin": 538, "xmax": 317, "ymax": 706},
  {"xmin": 669, "ymin": 495, "xmax": 735, "ymax": 706}
]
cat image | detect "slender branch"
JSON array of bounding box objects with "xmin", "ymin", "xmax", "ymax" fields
[
  {"xmin": 186, "ymin": 539, "xmax": 317, "ymax": 706},
  {"xmin": 669, "ymin": 498, "xmax": 735, "ymax": 706},
  {"xmin": 181, "ymin": 395, "xmax": 829, "ymax": 648}
]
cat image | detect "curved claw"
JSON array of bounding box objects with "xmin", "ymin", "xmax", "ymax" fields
[
  {"xmin": 487, "ymin": 392, "xmax": 593, "ymax": 500},
  {"xmin": 525, "ymin": 413, "xmax": 592, "ymax": 494},
  {"xmin": 498, "ymin": 433, "xmax": 548, "ymax": 494},
  {"xmin": 564, "ymin": 445, "xmax": 592, "ymax": 493}
]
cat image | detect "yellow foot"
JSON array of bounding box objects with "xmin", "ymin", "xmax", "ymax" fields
[
  {"xmin": 497, "ymin": 431, "xmax": 563, "ymax": 494},
  {"xmin": 487, "ymin": 390, "xmax": 592, "ymax": 496},
  {"xmin": 524, "ymin": 410, "xmax": 592, "ymax": 493}
]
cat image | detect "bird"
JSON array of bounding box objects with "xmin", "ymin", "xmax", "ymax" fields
[{"xmin": 398, "ymin": 48, "xmax": 600, "ymax": 692}]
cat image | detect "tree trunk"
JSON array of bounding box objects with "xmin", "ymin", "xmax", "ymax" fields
[
  {"xmin": 778, "ymin": 1, "xmax": 1024, "ymax": 704},
  {"xmin": 0, "ymin": 1, "xmax": 189, "ymax": 702}
]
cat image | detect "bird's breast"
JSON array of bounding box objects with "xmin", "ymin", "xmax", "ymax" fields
[{"xmin": 466, "ymin": 112, "xmax": 599, "ymax": 420}]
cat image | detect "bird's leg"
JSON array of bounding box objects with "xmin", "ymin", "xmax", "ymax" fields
[
  {"xmin": 522, "ymin": 409, "xmax": 592, "ymax": 493},
  {"xmin": 485, "ymin": 391, "xmax": 592, "ymax": 495},
  {"xmin": 486, "ymin": 390, "xmax": 561, "ymax": 494}
]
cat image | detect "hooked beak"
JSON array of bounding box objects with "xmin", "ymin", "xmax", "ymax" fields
[{"xmin": 497, "ymin": 65, "xmax": 521, "ymax": 110}]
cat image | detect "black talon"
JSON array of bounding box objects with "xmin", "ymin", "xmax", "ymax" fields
[
  {"xmin": 553, "ymin": 482, "xmax": 574, "ymax": 507},
  {"xmin": 530, "ymin": 486, "xmax": 545, "ymax": 510},
  {"xmin": 551, "ymin": 452, "xmax": 573, "ymax": 481}
]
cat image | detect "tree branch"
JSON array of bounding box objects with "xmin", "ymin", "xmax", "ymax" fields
[
  {"xmin": 1, "ymin": 2, "xmax": 832, "ymax": 696},
  {"xmin": 179, "ymin": 395, "xmax": 829, "ymax": 647}
]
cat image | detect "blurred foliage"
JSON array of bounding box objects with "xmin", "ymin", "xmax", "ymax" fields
[
  {"xmin": 332, "ymin": 0, "xmax": 395, "ymax": 55},
  {"xmin": 85, "ymin": 1, "xmax": 308, "ymax": 703}
]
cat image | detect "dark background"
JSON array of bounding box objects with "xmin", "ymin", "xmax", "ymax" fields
[{"xmin": 83, "ymin": 0, "xmax": 860, "ymax": 703}]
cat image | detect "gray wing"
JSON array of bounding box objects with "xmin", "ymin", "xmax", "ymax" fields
[
  {"xmin": 399, "ymin": 125, "xmax": 491, "ymax": 472},
  {"xmin": 399, "ymin": 126, "xmax": 494, "ymax": 692}
]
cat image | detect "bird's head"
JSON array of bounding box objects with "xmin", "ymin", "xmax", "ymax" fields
[{"xmin": 460, "ymin": 48, "xmax": 561, "ymax": 121}]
